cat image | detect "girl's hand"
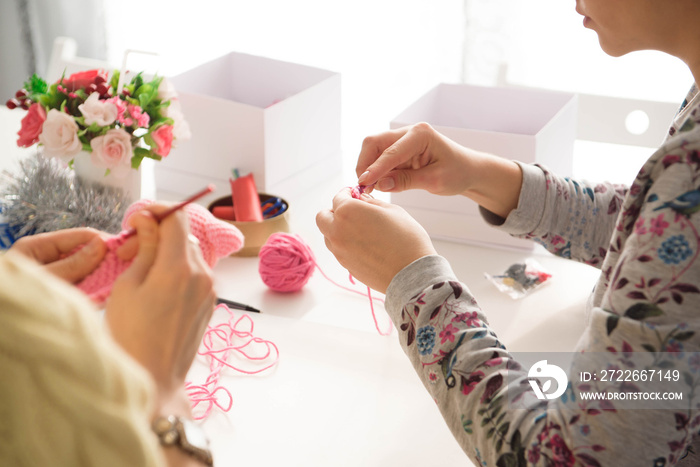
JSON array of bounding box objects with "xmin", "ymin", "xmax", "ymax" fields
[
  {"xmin": 357, "ymin": 122, "xmax": 522, "ymax": 219},
  {"xmin": 316, "ymin": 188, "xmax": 436, "ymax": 293}
]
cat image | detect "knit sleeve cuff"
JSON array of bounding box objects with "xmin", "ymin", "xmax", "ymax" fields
[{"xmin": 479, "ymin": 161, "xmax": 547, "ymax": 235}]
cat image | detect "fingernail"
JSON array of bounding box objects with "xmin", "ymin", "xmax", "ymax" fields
[
  {"xmin": 377, "ymin": 177, "xmax": 395, "ymax": 191},
  {"xmin": 358, "ymin": 170, "xmax": 370, "ymax": 183}
]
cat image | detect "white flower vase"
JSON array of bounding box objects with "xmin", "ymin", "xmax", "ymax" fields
[{"xmin": 72, "ymin": 151, "xmax": 156, "ymax": 202}]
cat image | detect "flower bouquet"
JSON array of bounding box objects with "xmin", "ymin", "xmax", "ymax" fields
[{"xmin": 6, "ymin": 69, "xmax": 190, "ymax": 179}]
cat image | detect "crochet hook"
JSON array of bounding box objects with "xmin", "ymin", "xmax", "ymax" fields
[
  {"xmin": 121, "ymin": 184, "xmax": 216, "ymax": 239},
  {"xmin": 216, "ymin": 297, "xmax": 261, "ymax": 313}
]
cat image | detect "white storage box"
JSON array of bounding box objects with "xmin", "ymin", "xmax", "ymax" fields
[
  {"xmin": 390, "ymin": 83, "xmax": 577, "ymax": 250},
  {"xmin": 158, "ymin": 52, "xmax": 342, "ymax": 199}
]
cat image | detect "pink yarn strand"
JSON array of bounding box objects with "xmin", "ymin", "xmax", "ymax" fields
[{"xmin": 186, "ymin": 304, "xmax": 280, "ymax": 420}]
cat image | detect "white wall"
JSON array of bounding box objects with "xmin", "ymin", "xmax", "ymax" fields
[
  {"xmin": 0, "ymin": 0, "xmax": 108, "ymax": 104},
  {"xmin": 0, "ymin": 2, "xmax": 31, "ymax": 102},
  {"xmin": 102, "ymin": 0, "xmax": 466, "ymax": 166}
]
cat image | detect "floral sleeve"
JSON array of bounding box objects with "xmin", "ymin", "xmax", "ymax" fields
[
  {"xmin": 386, "ymin": 257, "xmax": 608, "ymax": 466},
  {"xmin": 484, "ymin": 162, "xmax": 628, "ymax": 269},
  {"xmin": 386, "ymin": 127, "xmax": 700, "ymax": 465}
]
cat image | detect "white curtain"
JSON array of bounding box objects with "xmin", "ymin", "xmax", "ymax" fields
[{"xmin": 0, "ymin": 0, "xmax": 107, "ymax": 100}]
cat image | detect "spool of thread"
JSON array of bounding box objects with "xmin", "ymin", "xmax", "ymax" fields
[
  {"xmin": 230, "ymin": 174, "xmax": 263, "ymax": 222},
  {"xmin": 258, "ymin": 233, "xmax": 316, "ymax": 292}
]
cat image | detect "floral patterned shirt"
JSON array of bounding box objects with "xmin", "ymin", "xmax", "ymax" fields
[{"xmin": 385, "ymin": 86, "xmax": 700, "ymax": 466}]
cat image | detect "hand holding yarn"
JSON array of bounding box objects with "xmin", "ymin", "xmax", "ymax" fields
[
  {"xmin": 9, "ymin": 227, "xmax": 108, "ymax": 283},
  {"xmin": 258, "ymin": 231, "xmax": 392, "ymax": 335},
  {"xmin": 316, "ymin": 187, "xmax": 436, "ymax": 294}
]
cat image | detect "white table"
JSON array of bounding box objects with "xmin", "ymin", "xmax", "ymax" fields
[
  {"xmin": 0, "ymin": 105, "xmax": 602, "ymax": 466},
  {"xmin": 196, "ymin": 169, "xmax": 601, "ymax": 466}
]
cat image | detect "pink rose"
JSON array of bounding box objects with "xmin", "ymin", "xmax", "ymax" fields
[
  {"xmin": 151, "ymin": 124, "xmax": 174, "ymax": 157},
  {"xmin": 17, "ymin": 103, "xmax": 46, "ymax": 147},
  {"xmin": 89, "ymin": 128, "xmax": 133, "ymax": 178},
  {"xmin": 79, "ymin": 93, "xmax": 118, "ymax": 126},
  {"xmin": 61, "ymin": 69, "xmax": 107, "ymax": 91},
  {"xmin": 39, "ymin": 109, "xmax": 82, "ymax": 161},
  {"xmin": 106, "ymin": 96, "xmax": 128, "ymax": 123},
  {"xmin": 127, "ymin": 104, "xmax": 150, "ymax": 128}
]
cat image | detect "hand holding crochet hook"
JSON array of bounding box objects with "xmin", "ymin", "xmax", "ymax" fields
[{"xmin": 10, "ymin": 187, "xmax": 221, "ymax": 422}]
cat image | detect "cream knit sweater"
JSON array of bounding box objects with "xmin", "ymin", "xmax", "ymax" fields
[{"xmin": 0, "ymin": 252, "xmax": 164, "ymax": 466}]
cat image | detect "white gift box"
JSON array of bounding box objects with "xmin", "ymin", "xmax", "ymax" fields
[
  {"xmin": 157, "ymin": 52, "xmax": 342, "ymax": 200},
  {"xmin": 390, "ymin": 83, "xmax": 577, "ymax": 250}
]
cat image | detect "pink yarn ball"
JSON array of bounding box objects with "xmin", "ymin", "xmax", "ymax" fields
[{"xmin": 258, "ymin": 233, "xmax": 316, "ymax": 292}]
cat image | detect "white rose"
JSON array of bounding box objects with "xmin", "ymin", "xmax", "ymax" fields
[
  {"xmin": 157, "ymin": 78, "xmax": 179, "ymax": 102},
  {"xmin": 89, "ymin": 128, "xmax": 133, "ymax": 179},
  {"xmin": 79, "ymin": 92, "xmax": 118, "ymax": 126},
  {"xmin": 39, "ymin": 109, "xmax": 82, "ymax": 161},
  {"xmin": 165, "ymin": 100, "xmax": 191, "ymax": 142}
]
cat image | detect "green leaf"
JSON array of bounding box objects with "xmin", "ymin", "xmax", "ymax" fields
[
  {"xmin": 131, "ymin": 72, "xmax": 144, "ymax": 90},
  {"xmin": 624, "ymin": 303, "xmax": 664, "ymax": 320},
  {"xmin": 486, "ymin": 427, "xmax": 495, "ymax": 438},
  {"xmin": 135, "ymin": 82, "xmax": 155, "ymax": 108},
  {"xmin": 87, "ymin": 122, "xmax": 103, "ymax": 133},
  {"xmin": 641, "ymin": 344, "xmax": 656, "ymax": 353},
  {"xmin": 498, "ymin": 421, "xmax": 510, "ymax": 436},
  {"xmin": 496, "ymin": 412, "xmax": 506, "ymax": 426},
  {"xmin": 496, "ymin": 453, "xmax": 517, "ymax": 467},
  {"xmin": 511, "ymin": 429, "xmax": 522, "ymax": 451},
  {"xmin": 150, "ymin": 117, "xmax": 172, "ymax": 128},
  {"xmin": 109, "ymin": 70, "xmax": 120, "ymax": 90},
  {"xmin": 461, "ymin": 416, "xmax": 473, "ymax": 434},
  {"xmin": 24, "ymin": 73, "xmax": 48, "ymax": 95},
  {"xmin": 131, "ymin": 147, "xmax": 154, "ymax": 169},
  {"xmin": 674, "ymin": 331, "xmax": 695, "ymax": 341},
  {"xmin": 495, "ymin": 438, "xmax": 503, "ymax": 453},
  {"xmin": 606, "ymin": 315, "xmax": 620, "ymax": 335},
  {"xmin": 149, "ymin": 75, "xmax": 164, "ymax": 90}
]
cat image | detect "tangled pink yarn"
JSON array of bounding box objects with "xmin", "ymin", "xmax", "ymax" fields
[{"xmin": 258, "ymin": 233, "xmax": 315, "ymax": 292}]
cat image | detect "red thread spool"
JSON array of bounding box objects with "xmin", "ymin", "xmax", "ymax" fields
[{"xmin": 258, "ymin": 233, "xmax": 315, "ymax": 292}]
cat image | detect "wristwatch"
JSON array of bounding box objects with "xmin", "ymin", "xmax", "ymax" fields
[{"xmin": 152, "ymin": 415, "xmax": 214, "ymax": 466}]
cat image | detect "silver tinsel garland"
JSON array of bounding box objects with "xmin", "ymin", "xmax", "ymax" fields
[{"xmin": 0, "ymin": 155, "xmax": 129, "ymax": 238}]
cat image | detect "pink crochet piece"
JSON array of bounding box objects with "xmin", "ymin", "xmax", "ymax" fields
[{"xmin": 76, "ymin": 200, "xmax": 244, "ymax": 305}]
